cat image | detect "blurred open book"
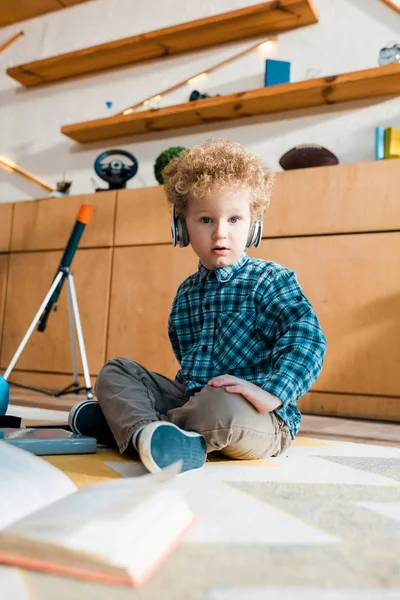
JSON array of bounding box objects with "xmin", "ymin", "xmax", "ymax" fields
[{"xmin": 0, "ymin": 442, "xmax": 194, "ymax": 587}]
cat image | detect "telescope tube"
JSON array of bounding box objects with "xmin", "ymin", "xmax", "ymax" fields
[{"xmin": 37, "ymin": 204, "xmax": 93, "ymax": 332}]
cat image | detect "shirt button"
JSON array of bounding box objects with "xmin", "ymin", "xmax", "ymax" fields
[
  {"xmin": 201, "ymin": 345, "xmax": 207, "ymax": 352},
  {"xmin": 204, "ymin": 303, "xmax": 210, "ymax": 310}
]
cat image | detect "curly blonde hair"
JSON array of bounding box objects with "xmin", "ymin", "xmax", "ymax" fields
[{"xmin": 162, "ymin": 139, "xmax": 275, "ymax": 221}]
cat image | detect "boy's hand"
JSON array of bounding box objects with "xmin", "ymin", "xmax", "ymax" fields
[{"xmin": 207, "ymin": 375, "xmax": 282, "ymax": 413}]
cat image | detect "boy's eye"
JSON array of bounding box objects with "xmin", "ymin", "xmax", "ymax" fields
[
  {"xmin": 201, "ymin": 217, "xmax": 211, "ymax": 223},
  {"xmin": 229, "ymin": 217, "xmax": 240, "ymax": 223}
]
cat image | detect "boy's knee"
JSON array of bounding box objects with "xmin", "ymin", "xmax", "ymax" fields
[
  {"xmin": 95, "ymin": 357, "xmax": 121, "ymax": 389},
  {"xmin": 189, "ymin": 385, "xmax": 259, "ymax": 430},
  {"xmin": 95, "ymin": 357, "xmax": 142, "ymax": 401},
  {"xmin": 177, "ymin": 386, "xmax": 289, "ymax": 457}
]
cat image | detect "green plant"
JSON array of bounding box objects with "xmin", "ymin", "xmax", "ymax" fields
[{"xmin": 154, "ymin": 146, "xmax": 189, "ymax": 184}]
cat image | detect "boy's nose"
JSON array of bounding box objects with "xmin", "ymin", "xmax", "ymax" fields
[{"xmin": 212, "ymin": 223, "xmax": 228, "ymax": 239}]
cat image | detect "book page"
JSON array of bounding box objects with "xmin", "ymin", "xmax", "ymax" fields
[
  {"xmin": 4, "ymin": 465, "xmax": 183, "ymax": 553},
  {"xmin": 0, "ymin": 441, "xmax": 77, "ymax": 530}
]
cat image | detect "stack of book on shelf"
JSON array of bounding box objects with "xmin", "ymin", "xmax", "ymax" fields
[
  {"xmin": 375, "ymin": 127, "xmax": 400, "ymax": 160},
  {"xmin": 0, "ymin": 441, "xmax": 195, "ymax": 588}
]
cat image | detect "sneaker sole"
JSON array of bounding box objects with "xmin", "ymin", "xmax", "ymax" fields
[{"xmin": 139, "ymin": 422, "xmax": 206, "ymax": 474}]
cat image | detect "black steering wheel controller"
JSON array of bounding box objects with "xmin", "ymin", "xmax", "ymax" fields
[{"xmin": 94, "ymin": 149, "xmax": 138, "ymax": 191}]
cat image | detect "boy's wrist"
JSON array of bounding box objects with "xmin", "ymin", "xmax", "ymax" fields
[{"xmin": 255, "ymin": 389, "xmax": 282, "ymax": 413}]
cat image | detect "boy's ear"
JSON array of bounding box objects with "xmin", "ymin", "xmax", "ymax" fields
[{"xmin": 171, "ymin": 205, "xmax": 190, "ymax": 247}]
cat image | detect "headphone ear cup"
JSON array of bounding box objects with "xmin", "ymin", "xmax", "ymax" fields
[
  {"xmin": 171, "ymin": 205, "xmax": 178, "ymax": 246},
  {"xmin": 171, "ymin": 204, "xmax": 190, "ymax": 247},
  {"xmin": 253, "ymin": 221, "xmax": 263, "ymax": 248},
  {"xmin": 246, "ymin": 223, "xmax": 256, "ymax": 248},
  {"xmin": 246, "ymin": 221, "xmax": 263, "ymax": 248},
  {"xmin": 177, "ymin": 218, "xmax": 190, "ymax": 247}
]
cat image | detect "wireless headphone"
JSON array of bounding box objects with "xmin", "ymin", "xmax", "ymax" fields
[{"xmin": 170, "ymin": 205, "xmax": 263, "ymax": 249}]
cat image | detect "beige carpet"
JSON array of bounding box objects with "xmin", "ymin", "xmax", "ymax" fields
[{"xmin": 1, "ymin": 435, "xmax": 400, "ymax": 599}]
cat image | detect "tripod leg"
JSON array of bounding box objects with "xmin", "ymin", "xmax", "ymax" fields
[
  {"xmin": 67, "ymin": 272, "xmax": 93, "ymax": 400},
  {"xmin": 3, "ymin": 271, "xmax": 65, "ymax": 381},
  {"xmin": 66, "ymin": 274, "xmax": 79, "ymax": 386}
]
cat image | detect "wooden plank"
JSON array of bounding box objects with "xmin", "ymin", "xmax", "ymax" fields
[
  {"xmin": 7, "ymin": 0, "xmax": 318, "ymax": 86},
  {"xmin": 0, "ymin": 0, "xmax": 91, "ymax": 27},
  {"xmin": 267, "ymin": 158, "xmax": 400, "ymax": 237},
  {"xmin": 0, "ymin": 203, "xmax": 14, "ymax": 252},
  {"xmin": 300, "ymin": 413, "xmax": 400, "ymax": 443},
  {"xmin": 115, "ymin": 187, "xmax": 171, "ymax": 246},
  {"xmin": 9, "ymin": 381, "xmax": 83, "ymax": 411},
  {"xmin": 61, "ymin": 64, "xmax": 400, "ymax": 143},
  {"xmin": 0, "ymin": 249, "xmax": 112, "ymax": 374},
  {"xmin": 249, "ymin": 232, "xmax": 400, "ymax": 398},
  {"xmin": 115, "ymin": 159, "xmax": 400, "ymax": 247},
  {"xmin": 299, "ymin": 392, "xmax": 400, "ymax": 422},
  {"xmin": 0, "ymin": 255, "xmax": 9, "ymax": 351},
  {"xmin": 106, "ymin": 245, "xmax": 198, "ymax": 378},
  {"xmin": 62, "ymin": 0, "xmax": 90, "ymax": 5},
  {"xmin": 11, "ymin": 192, "xmax": 116, "ymax": 252}
]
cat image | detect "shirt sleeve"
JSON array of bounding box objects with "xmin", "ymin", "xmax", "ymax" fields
[
  {"xmin": 168, "ymin": 295, "xmax": 182, "ymax": 365},
  {"xmin": 256, "ymin": 269, "xmax": 327, "ymax": 407}
]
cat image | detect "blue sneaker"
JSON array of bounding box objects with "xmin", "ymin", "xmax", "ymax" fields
[
  {"xmin": 68, "ymin": 400, "xmax": 117, "ymax": 448},
  {"xmin": 137, "ymin": 422, "xmax": 206, "ymax": 473}
]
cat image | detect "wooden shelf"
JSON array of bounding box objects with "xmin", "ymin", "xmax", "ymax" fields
[
  {"xmin": 7, "ymin": 0, "xmax": 318, "ymax": 87},
  {"xmin": 62, "ymin": 63, "xmax": 400, "ymax": 143},
  {"xmin": 0, "ymin": 0, "xmax": 91, "ymax": 28}
]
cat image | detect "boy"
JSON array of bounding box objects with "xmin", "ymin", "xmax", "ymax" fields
[{"xmin": 69, "ymin": 139, "xmax": 327, "ymax": 473}]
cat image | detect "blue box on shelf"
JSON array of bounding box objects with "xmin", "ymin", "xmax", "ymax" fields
[
  {"xmin": 375, "ymin": 127, "xmax": 385, "ymax": 161},
  {"xmin": 264, "ymin": 59, "xmax": 291, "ymax": 87}
]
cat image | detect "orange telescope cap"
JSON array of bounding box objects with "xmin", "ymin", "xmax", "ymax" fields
[{"xmin": 77, "ymin": 204, "xmax": 94, "ymax": 224}]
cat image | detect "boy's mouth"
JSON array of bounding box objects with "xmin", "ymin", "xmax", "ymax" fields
[{"xmin": 212, "ymin": 246, "xmax": 229, "ymax": 255}]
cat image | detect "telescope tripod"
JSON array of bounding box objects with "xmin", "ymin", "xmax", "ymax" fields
[{"xmin": 5, "ymin": 267, "xmax": 93, "ymax": 400}]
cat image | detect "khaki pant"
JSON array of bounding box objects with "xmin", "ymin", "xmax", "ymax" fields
[{"xmin": 95, "ymin": 357, "xmax": 292, "ymax": 459}]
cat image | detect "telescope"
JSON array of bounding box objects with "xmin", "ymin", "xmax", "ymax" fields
[{"xmin": 0, "ymin": 204, "xmax": 94, "ymax": 417}]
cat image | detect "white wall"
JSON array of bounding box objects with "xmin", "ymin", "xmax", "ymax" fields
[{"xmin": 0, "ymin": 0, "xmax": 399, "ymax": 202}]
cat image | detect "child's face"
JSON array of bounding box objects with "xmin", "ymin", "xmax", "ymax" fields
[{"xmin": 185, "ymin": 186, "xmax": 252, "ymax": 270}]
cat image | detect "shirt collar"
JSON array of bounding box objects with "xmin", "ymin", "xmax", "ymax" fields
[{"xmin": 198, "ymin": 252, "xmax": 249, "ymax": 282}]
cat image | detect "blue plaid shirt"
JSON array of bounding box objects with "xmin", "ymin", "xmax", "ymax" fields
[{"xmin": 168, "ymin": 253, "xmax": 327, "ymax": 438}]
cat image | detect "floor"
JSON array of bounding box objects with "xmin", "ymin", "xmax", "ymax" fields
[{"xmin": 7, "ymin": 386, "xmax": 400, "ymax": 447}]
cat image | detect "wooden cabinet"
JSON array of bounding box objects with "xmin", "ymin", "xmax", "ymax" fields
[
  {"xmin": 250, "ymin": 232, "xmax": 400, "ymax": 397},
  {"xmin": 11, "ymin": 192, "xmax": 116, "ymax": 252},
  {"xmin": 1, "ymin": 159, "xmax": 399, "ymax": 421},
  {"xmin": 107, "ymin": 245, "xmax": 197, "ymax": 377}
]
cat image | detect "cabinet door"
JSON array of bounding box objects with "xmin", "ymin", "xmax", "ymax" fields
[
  {"xmin": 11, "ymin": 192, "xmax": 116, "ymax": 252},
  {"xmin": 0, "ymin": 204, "xmax": 13, "ymax": 252},
  {"xmin": 107, "ymin": 245, "xmax": 198, "ymax": 378},
  {"xmin": 116, "ymin": 187, "xmax": 171, "ymax": 246},
  {"xmin": 0, "ymin": 255, "xmax": 9, "ymax": 349},
  {"xmin": 250, "ymin": 232, "xmax": 400, "ymax": 396},
  {"xmin": 0, "ymin": 249, "xmax": 112, "ymax": 374},
  {"xmin": 268, "ymin": 159, "xmax": 400, "ymax": 237}
]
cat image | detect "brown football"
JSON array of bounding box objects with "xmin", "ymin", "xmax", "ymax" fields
[{"xmin": 279, "ymin": 144, "xmax": 339, "ymax": 170}]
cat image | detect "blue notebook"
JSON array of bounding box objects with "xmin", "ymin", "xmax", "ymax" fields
[{"xmin": 0, "ymin": 428, "xmax": 97, "ymax": 455}]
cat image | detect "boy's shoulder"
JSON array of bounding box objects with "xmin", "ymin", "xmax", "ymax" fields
[{"xmin": 244, "ymin": 257, "xmax": 293, "ymax": 281}]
